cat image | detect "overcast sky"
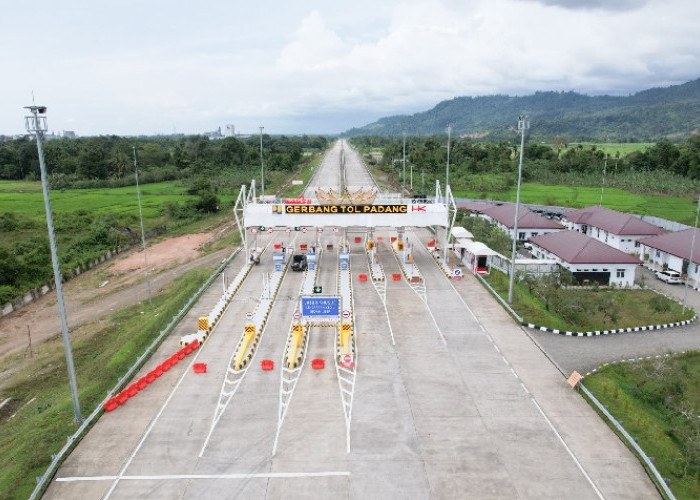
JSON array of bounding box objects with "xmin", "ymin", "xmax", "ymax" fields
[{"xmin": 2, "ymin": 0, "xmax": 699, "ymax": 136}]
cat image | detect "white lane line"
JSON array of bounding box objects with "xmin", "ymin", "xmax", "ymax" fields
[
  {"xmin": 520, "ymin": 382, "xmax": 530, "ymax": 395},
  {"xmin": 493, "ymin": 344, "xmax": 501, "ymax": 353},
  {"xmin": 530, "ymin": 399, "xmax": 605, "ymax": 500},
  {"xmin": 59, "ymin": 471, "xmax": 351, "ymax": 482},
  {"xmin": 103, "ymin": 347, "xmax": 207, "ymax": 499},
  {"xmin": 510, "ymin": 367, "xmax": 519, "ymax": 379}
]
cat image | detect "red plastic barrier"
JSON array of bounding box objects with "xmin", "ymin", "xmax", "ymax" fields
[
  {"xmin": 392, "ymin": 273, "xmax": 402, "ymax": 281},
  {"xmin": 116, "ymin": 391, "xmax": 129, "ymax": 405},
  {"xmin": 104, "ymin": 398, "xmax": 119, "ymax": 412},
  {"xmin": 146, "ymin": 371, "xmax": 157, "ymax": 383},
  {"xmin": 161, "ymin": 360, "xmax": 172, "ymax": 372},
  {"xmin": 427, "ymin": 239, "xmax": 436, "ymax": 247},
  {"xmin": 358, "ymin": 274, "xmax": 368, "ymax": 282},
  {"xmin": 193, "ymin": 363, "xmax": 207, "ymax": 374},
  {"xmin": 176, "ymin": 349, "xmax": 186, "ymax": 360},
  {"xmin": 377, "ymin": 237, "xmax": 383, "ymax": 241},
  {"xmin": 311, "ymin": 358, "xmax": 325, "ymax": 370},
  {"xmin": 261, "ymin": 359, "xmax": 274, "ymax": 371},
  {"xmin": 136, "ymin": 377, "xmax": 149, "ymax": 391},
  {"xmin": 154, "ymin": 366, "xmax": 164, "ymax": 377},
  {"xmin": 300, "ymin": 244, "xmax": 308, "ymax": 250},
  {"xmin": 126, "ymin": 383, "xmax": 139, "ymax": 398},
  {"xmin": 390, "ymin": 236, "xmax": 397, "ymax": 243},
  {"xmin": 354, "ymin": 237, "xmax": 362, "ymax": 243},
  {"xmin": 274, "ymin": 243, "xmax": 281, "ymax": 250}
]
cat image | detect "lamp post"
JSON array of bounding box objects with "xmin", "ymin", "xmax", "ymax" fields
[
  {"xmin": 133, "ymin": 147, "xmax": 153, "ymax": 307},
  {"xmin": 683, "ymin": 194, "xmax": 700, "ymax": 314},
  {"xmin": 446, "ymin": 124, "xmax": 452, "ymax": 189},
  {"xmin": 402, "ymin": 132, "xmax": 406, "ymax": 191},
  {"xmin": 259, "ymin": 126, "xmax": 265, "ymax": 200},
  {"xmin": 508, "ymin": 115, "xmax": 530, "ymax": 304},
  {"xmin": 24, "ymin": 105, "xmax": 82, "ymax": 422}
]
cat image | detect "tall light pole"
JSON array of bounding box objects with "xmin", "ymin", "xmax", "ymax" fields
[
  {"xmin": 259, "ymin": 126, "xmax": 265, "ymax": 200},
  {"xmin": 683, "ymin": 194, "xmax": 700, "ymax": 314},
  {"xmin": 600, "ymin": 152, "xmax": 607, "ymax": 207},
  {"xmin": 402, "ymin": 132, "xmax": 407, "ymax": 191},
  {"xmin": 446, "ymin": 124, "xmax": 452, "ymax": 189},
  {"xmin": 508, "ymin": 115, "xmax": 530, "ymax": 304},
  {"xmin": 133, "ymin": 147, "xmax": 153, "ymax": 306},
  {"xmin": 24, "ymin": 105, "xmax": 82, "ymax": 422}
]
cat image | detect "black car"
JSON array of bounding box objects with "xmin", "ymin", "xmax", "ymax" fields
[{"xmin": 291, "ymin": 254, "xmax": 307, "ymax": 271}]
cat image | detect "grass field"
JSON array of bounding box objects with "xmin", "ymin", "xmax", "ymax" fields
[
  {"xmin": 0, "ymin": 267, "xmax": 213, "ymax": 500},
  {"xmin": 0, "ymin": 180, "xmax": 205, "ymax": 222},
  {"xmin": 454, "ymin": 183, "xmax": 697, "ymax": 225},
  {"xmin": 483, "ymin": 270, "xmax": 694, "ymax": 331},
  {"xmin": 584, "ymin": 354, "xmax": 700, "ymax": 499}
]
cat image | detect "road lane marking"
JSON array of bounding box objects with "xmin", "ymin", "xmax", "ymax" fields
[{"xmin": 59, "ymin": 471, "xmax": 351, "ymax": 482}]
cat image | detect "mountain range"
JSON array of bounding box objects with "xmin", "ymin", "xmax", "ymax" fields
[{"xmin": 343, "ymin": 78, "xmax": 700, "ymax": 141}]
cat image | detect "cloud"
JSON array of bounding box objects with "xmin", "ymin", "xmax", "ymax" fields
[{"xmin": 517, "ymin": 0, "xmax": 649, "ymax": 11}]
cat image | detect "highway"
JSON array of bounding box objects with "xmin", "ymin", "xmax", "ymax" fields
[{"xmin": 45, "ymin": 140, "xmax": 658, "ymax": 499}]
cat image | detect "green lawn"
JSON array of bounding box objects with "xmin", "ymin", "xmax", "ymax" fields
[
  {"xmin": 585, "ymin": 354, "xmax": 700, "ymax": 499},
  {"xmin": 454, "ymin": 183, "xmax": 697, "ymax": 225}
]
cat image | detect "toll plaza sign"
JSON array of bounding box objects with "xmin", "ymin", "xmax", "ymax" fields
[
  {"xmin": 284, "ymin": 204, "xmax": 407, "ymax": 214},
  {"xmin": 244, "ymin": 201, "xmax": 447, "ymax": 228},
  {"xmin": 301, "ymin": 296, "xmax": 340, "ymax": 317}
]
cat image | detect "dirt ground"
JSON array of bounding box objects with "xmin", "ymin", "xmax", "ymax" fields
[{"xmin": 0, "ymin": 232, "xmax": 232, "ymax": 373}]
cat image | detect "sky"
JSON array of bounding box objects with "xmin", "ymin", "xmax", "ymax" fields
[{"xmin": 2, "ymin": 0, "xmax": 699, "ymax": 137}]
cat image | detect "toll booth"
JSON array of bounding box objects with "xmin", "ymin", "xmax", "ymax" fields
[{"xmin": 455, "ymin": 239, "xmax": 496, "ymax": 275}]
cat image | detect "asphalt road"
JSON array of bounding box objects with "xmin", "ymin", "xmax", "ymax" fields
[{"xmin": 526, "ymin": 266, "xmax": 700, "ymax": 376}]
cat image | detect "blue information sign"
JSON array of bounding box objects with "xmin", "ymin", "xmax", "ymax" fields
[{"xmin": 301, "ymin": 296, "xmax": 340, "ymax": 317}]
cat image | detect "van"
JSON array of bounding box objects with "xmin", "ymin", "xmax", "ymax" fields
[
  {"xmin": 655, "ymin": 270, "xmax": 682, "ymax": 284},
  {"xmin": 291, "ymin": 254, "xmax": 307, "ymax": 272}
]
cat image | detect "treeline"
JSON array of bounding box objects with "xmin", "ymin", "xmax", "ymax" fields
[
  {"xmin": 351, "ymin": 135, "xmax": 700, "ymax": 196},
  {"xmin": 0, "ymin": 134, "xmax": 328, "ymax": 304},
  {"xmin": 0, "ymin": 134, "xmax": 329, "ymax": 188}
]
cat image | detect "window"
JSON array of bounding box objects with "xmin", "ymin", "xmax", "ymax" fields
[
  {"xmin": 616, "ymin": 269, "xmax": 626, "ymax": 278},
  {"xmin": 531, "ymin": 232, "xmax": 538, "ymax": 237},
  {"xmin": 635, "ymin": 241, "xmax": 640, "ymax": 247},
  {"xmin": 518, "ymin": 232, "xmax": 525, "ymax": 240}
]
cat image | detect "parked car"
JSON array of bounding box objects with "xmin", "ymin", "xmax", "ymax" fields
[
  {"xmin": 291, "ymin": 254, "xmax": 307, "ymax": 272},
  {"xmin": 655, "ymin": 270, "xmax": 682, "ymax": 284}
]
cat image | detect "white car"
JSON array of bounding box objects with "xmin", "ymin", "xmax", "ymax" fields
[{"xmin": 655, "ymin": 270, "xmax": 683, "ymax": 284}]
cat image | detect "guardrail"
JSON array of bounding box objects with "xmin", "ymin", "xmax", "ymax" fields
[
  {"xmin": 579, "ymin": 382, "xmax": 675, "ymax": 499},
  {"xmin": 473, "ymin": 272, "xmax": 523, "ymax": 323},
  {"xmin": 29, "ymin": 248, "xmax": 240, "ymax": 500}
]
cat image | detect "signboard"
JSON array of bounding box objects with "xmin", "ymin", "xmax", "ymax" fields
[
  {"xmin": 245, "ymin": 312, "xmax": 253, "ymax": 320},
  {"xmin": 308, "ymin": 263, "xmax": 315, "ymax": 271},
  {"xmin": 341, "ymin": 353, "xmax": 354, "ymax": 368},
  {"xmin": 334, "ymin": 227, "xmax": 339, "ymax": 233},
  {"xmin": 267, "ymin": 227, "xmax": 273, "ymax": 234},
  {"xmin": 275, "ymin": 264, "xmax": 282, "ymax": 271},
  {"xmin": 301, "ymin": 296, "xmax": 339, "ymax": 317},
  {"xmin": 342, "ymin": 310, "xmax": 351, "ymax": 319},
  {"xmin": 286, "ymin": 227, "xmax": 291, "ymax": 234},
  {"xmin": 291, "ymin": 180, "xmax": 304, "ymax": 185},
  {"xmin": 284, "ymin": 204, "xmax": 407, "ymax": 214},
  {"xmin": 293, "ymin": 310, "xmax": 301, "ymax": 319},
  {"xmin": 317, "ymin": 227, "xmax": 324, "ymax": 233},
  {"xmin": 251, "ymin": 227, "xmax": 258, "ymax": 234},
  {"xmin": 453, "ymin": 268, "xmax": 462, "ymax": 280},
  {"xmin": 302, "ymin": 227, "xmax": 307, "ymax": 233}
]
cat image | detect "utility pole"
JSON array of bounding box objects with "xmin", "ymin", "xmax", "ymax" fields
[
  {"xmin": 259, "ymin": 126, "xmax": 265, "ymax": 200},
  {"xmin": 446, "ymin": 124, "xmax": 452, "ymax": 190},
  {"xmin": 24, "ymin": 105, "xmax": 82, "ymax": 422},
  {"xmin": 133, "ymin": 147, "xmax": 153, "ymax": 306},
  {"xmin": 508, "ymin": 115, "xmax": 530, "ymax": 304},
  {"xmin": 600, "ymin": 152, "xmax": 607, "ymax": 207},
  {"xmin": 683, "ymin": 194, "xmax": 700, "ymax": 314},
  {"xmin": 402, "ymin": 132, "xmax": 406, "ymax": 191}
]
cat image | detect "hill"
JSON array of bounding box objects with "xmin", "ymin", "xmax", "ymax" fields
[{"xmin": 344, "ymin": 79, "xmax": 700, "ymax": 141}]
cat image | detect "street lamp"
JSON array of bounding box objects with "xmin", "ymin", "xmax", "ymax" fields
[
  {"xmin": 133, "ymin": 147, "xmax": 153, "ymax": 306},
  {"xmin": 508, "ymin": 115, "xmax": 530, "ymax": 304},
  {"xmin": 683, "ymin": 194, "xmax": 700, "ymax": 314},
  {"xmin": 259, "ymin": 126, "xmax": 265, "ymax": 200},
  {"xmin": 24, "ymin": 105, "xmax": 82, "ymax": 422},
  {"xmin": 446, "ymin": 124, "xmax": 452, "ymax": 189},
  {"xmin": 402, "ymin": 132, "xmax": 406, "ymax": 191}
]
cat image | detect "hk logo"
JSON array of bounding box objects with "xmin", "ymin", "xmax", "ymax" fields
[
  {"xmin": 272, "ymin": 205, "xmax": 284, "ymax": 214},
  {"xmin": 412, "ymin": 205, "xmax": 426, "ymax": 212}
]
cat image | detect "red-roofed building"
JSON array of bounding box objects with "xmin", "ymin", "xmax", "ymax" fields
[
  {"xmin": 562, "ymin": 205, "xmax": 663, "ymax": 254},
  {"xmin": 480, "ymin": 204, "xmax": 564, "ymax": 241},
  {"xmin": 638, "ymin": 228, "xmax": 700, "ymax": 285},
  {"xmin": 530, "ymin": 231, "xmax": 641, "ymax": 286}
]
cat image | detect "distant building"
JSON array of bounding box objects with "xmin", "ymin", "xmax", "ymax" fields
[
  {"xmin": 63, "ymin": 130, "xmax": 76, "ymax": 139},
  {"xmin": 562, "ymin": 205, "xmax": 663, "ymax": 254},
  {"xmin": 480, "ymin": 204, "xmax": 564, "ymax": 241},
  {"xmin": 530, "ymin": 231, "xmax": 641, "ymax": 287},
  {"xmin": 224, "ymin": 124, "xmax": 235, "ymax": 137},
  {"xmin": 639, "ymin": 228, "xmax": 700, "ymax": 286}
]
